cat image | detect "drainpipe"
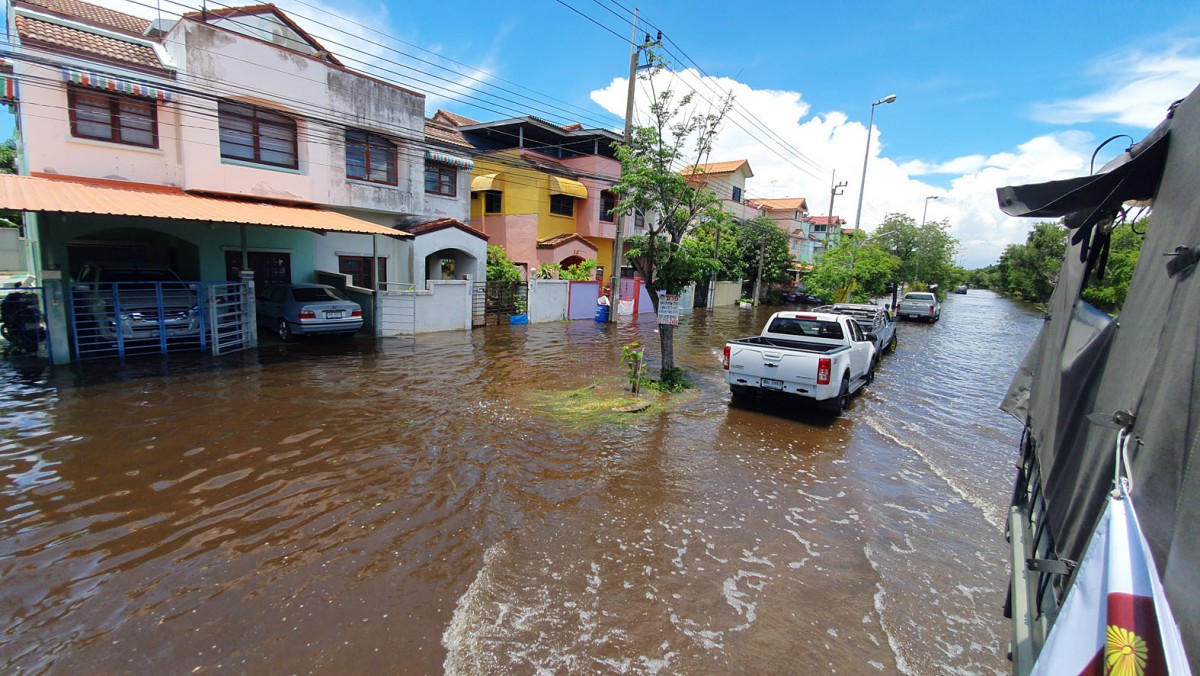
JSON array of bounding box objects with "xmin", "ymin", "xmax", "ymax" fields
[{"xmin": 372, "ymin": 234, "xmax": 379, "ymax": 336}]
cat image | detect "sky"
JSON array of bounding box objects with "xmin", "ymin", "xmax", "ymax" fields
[{"xmin": 6, "ymin": 0, "xmax": 1200, "ymax": 267}]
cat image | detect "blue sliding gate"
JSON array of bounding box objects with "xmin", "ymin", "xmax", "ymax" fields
[{"xmin": 69, "ymin": 280, "xmax": 250, "ymax": 361}]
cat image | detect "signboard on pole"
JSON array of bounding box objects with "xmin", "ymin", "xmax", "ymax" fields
[{"xmin": 658, "ymin": 294, "xmax": 680, "ymax": 325}]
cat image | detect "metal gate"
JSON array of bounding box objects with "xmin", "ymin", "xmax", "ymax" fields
[
  {"xmin": 69, "ymin": 280, "xmax": 250, "ymax": 360},
  {"xmin": 472, "ymin": 281, "xmax": 528, "ymax": 327}
]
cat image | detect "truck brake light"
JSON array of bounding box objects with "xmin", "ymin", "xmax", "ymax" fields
[
  {"xmin": 795, "ymin": 314, "xmax": 816, "ymax": 319},
  {"xmin": 722, "ymin": 346, "xmax": 730, "ymax": 370},
  {"xmin": 817, "ymin": 357, "xmax": 831, "ymax": 385},
  {"xmin": 929, "ymin": 305, "xmax": 935, "ymax": 314}
]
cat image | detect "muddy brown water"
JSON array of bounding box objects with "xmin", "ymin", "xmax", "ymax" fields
[{"xmin": 0, "ymin": 291, "xmax": 1041, "ymax": 674}]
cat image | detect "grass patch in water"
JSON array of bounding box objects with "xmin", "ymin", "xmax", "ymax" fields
[{"xmin": 526, "ymin": 379, "xmax": 662, "ymax": 426}]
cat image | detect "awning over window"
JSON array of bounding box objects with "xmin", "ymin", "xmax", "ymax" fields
[
  {"xmin": 62, "ymin": 66, "xmax": 173, "ymax": 101},
  {"xmin": 424, "ymin": 149, "xmax": 474, "ymax": 170},
  {"xmin": 471, "ymin": 173, "xmax": 503, "ymax": 192},
  {"xmin": 549, "ymin": 176, "xmax": 587, "ymax": 199},
  {"xmin": 0, "ymin": 173, "xmax": 408, "ymax": 237},
  {"xmin": 0, "ymin": 75, "xmax": 16, "ymax": 102}
]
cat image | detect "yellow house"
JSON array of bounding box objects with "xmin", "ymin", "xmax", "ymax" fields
[{"xmin": 435, "ymin": 112, "xmax": 623, "ymax": 278}]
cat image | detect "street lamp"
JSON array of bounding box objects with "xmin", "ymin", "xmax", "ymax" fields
[
  {"xmin": 852, "ymin": 93, "xmax": 897, "ymax": 234},
  {"xmin": 921, "ymin": 195, "xmax": 939, "ymax": 226}
]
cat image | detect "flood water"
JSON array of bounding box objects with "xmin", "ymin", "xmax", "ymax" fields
[{"xmin": 0, "ymin": 290, "xmax": 1042, "ymax": 674}]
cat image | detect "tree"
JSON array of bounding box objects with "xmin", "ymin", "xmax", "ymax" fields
[
  {"xmin": 486, "ymin": 244, "xmax": 522, "ymax": 282},
  {"xmin": 806, "ymin": 234, "xmax": 900, "ymax": 303},
  {"xmin": 872, "ymin": 213, "xmax": 960, "ymax": 292},
  {"xmin": 0, "ymin": 138, "xmax": 19, "ymax": 227},
  {"xmin": 611, "ymin": 53, "xmax": 733, "ymax": 385},
  {"xmin": 734, "ymin": 215, "xmax": 792, "ymax": 299},
  {"xmin": 1080, "ymin": 220, "xmax": 1145, "ymax": 312},
  {"xmin": 995, "ymin": 222, "xmax": 1066, "ymax": 303}
]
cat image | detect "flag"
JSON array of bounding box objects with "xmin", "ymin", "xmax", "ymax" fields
[{"xmin": 1032, "ymin": 494, "xmax": 1191, "ymax": 675}]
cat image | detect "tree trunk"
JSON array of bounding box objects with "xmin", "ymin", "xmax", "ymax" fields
[{"xmin": 659, "ymin": 323, "xmax": 674, "ymax": 375}]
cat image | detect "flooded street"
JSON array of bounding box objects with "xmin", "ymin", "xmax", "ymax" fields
[{"xmin": 0, "ymin": 290, "xmax": 1041, "ymax": 673}]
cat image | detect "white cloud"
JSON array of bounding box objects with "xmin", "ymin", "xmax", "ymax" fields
[
  {"xmin": 591, "ymin": 67, "xmax": 1100, "ymax": 268},
  {"xmin": 1030, "ymin": 45, "xmax": 1200, "ymax": 128}
]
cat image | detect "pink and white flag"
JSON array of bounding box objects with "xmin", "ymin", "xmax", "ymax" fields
[{"xmin": 1032, "ymin": 494, "xmax": 1191, "ymax": 675}]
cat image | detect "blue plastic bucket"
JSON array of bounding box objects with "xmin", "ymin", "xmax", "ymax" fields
[{"xmin": 594, "ymin": 304, "xmax": 610, "ymax": 323}]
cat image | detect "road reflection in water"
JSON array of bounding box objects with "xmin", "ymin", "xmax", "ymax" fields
[{"xmin": 0, "ymin": 291, "xmax": 1039, "ymax": 673}]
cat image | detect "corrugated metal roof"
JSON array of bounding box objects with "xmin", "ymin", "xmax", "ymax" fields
[{"xmin": 0, "ymin": 174, "xmax": 408, "ymax": 237}]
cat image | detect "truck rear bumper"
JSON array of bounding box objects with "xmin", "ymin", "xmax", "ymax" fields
[{"xmin": 726, "ymin": 373, "xmax": 823, "ymax": 399}]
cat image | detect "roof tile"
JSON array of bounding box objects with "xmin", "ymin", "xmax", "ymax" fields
[
  {"xmin": 17, "ymin": 16, "xmax": 165, "ymax": 70},
  {"xmin": 748, "ymin": 197, "xmax": 808, "ymax": 211},
  {"xmin": 18, "ymin": 0, "xmax": 151, "ymax": 34},
  {"xmin": 681, "ymin": 159, "xmax": 751, "ymax": 176}
]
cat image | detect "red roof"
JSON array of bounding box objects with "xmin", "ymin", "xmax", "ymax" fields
[
  {"xmin": 433, "ymin": 109, "xmax": 480, "ymax": 127},
  {"xmin": 425, "ymin": 120, "xmax": 473, "ymax": 150},
  {"xmin": 806, "ymin": 215, "xmax": 846, "ymax": 226},
  {"xmin": 17, "ymin": 0, "xmax": 151, "ymax": 34},
  {"xmin": 16, "ymin": 15, "xmax": 166, "ymax": 71},
  {"xmin": 405, "ymin": 218, "xmax": 488, "ymax": 241},
  {"xmin": 537, "ymin": 233, "xmax": 597, "ymax": 250}
]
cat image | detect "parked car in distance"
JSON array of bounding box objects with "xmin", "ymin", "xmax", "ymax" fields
[
  {"xmin": 897, "ymin": 291, "xmax": 941, "ymax": 322},
  {"xmin": 74, "ymin": 261, "xmax": 200, "ymax": 341},
  {"xmin": 954, "ymin": 284, "xmax": 968, "ymax": 294},
  {"xmin": 257, "ymin": 284, "xmax": 363, "ymax": 341},
  {"xmin": 783, "ymin": 289, "xmax": 825, "ymax": 305},
  {"xmin": 816, "ymin": 303, "xmax": 897, "ymax": 358}
]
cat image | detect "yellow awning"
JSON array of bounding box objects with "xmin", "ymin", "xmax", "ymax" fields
[
  {"xmin": 548, "ymin": 176, "xmax": 587, "ymax": 199},
  {"xmin": 471, "ymin": 173, "xmax": 503, "ymax": 191},
  {"xmin": 0, "ymin": 173, "xmax": 408, "ymax": 236}
]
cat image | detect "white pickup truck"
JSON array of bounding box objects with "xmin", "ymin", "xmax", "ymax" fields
[
  {"xmin": 897, "ymin": 291, "xmax": 941, "ymax": 322},
  {"xmin": 722, "ymin": 311, "xmax": 877, "ymax": 414}
]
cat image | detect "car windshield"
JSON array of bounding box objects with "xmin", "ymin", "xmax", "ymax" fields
[
  {"xmin": 767, "ymin": 317, "xmax": 844, "ymax": 339},
  {"xmin": 291, "ymin": 287, "xmax": 348, "ymax": 303}
]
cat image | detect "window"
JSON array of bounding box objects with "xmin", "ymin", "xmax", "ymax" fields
[
  {"xmin": 346, "ymin": 129, "xmax": 396, "ymax": 184},
  {"xmin": 732, "ymin": 186, "xmax": 742, "ymax": 202},
  {"xmin": 484, "ymin": 190, "xmax": 502, "ymax": 214},
  {"xmin": 550, "ymin": 194, "xmax": 575, "ymax": 217},
  {"xmin": 425, "ymin": 162, "xmax": 456, "ymax": 196},
  {"xmin": 812, "ymin": 223, "xmax": 828, "ymax": 233},
  {"xmin": 68, "ymin": 86, "xmax": 157, "ymax": 148},
  {"xmin": 219, "ymin": 101, "xmax": 298, "ymax": 168},
  {"xmin": 634, "ymin": 210, "xmax": 645, "ymax": 228},
  {"xmin": 338, "ymin": 256, "xmax": 387, "ymax": 290},
  {"xmin": 600, "ymin": 191, "xmax": 617, "ymax": 223},
  {"xmin": 224, "ymin": 250, "xmax": 291, "ymax": 286}
]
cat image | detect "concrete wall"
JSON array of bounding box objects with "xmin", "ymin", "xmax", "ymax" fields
[
  {"xmin": 378, "ymin": 280, "xmax": 472, "ymax": 336},
  {"xmin": 528, "ymin": 279, "xmax": 569, "ymax": 323},
  {"xmin": 411, "ymin": 227, "xmax": 486, "ymax": 288},
  {"xmin": 713, "ymin": 280, "xmax": 742, "ymax": 306},
  {"xmin": 0, "ymin": 229, "xmax": 23, "ymax": 272}
]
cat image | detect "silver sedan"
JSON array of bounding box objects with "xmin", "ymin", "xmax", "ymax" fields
[{"xmin": 256, "ymin": 284, "xmax": 363, "ymax": 341}]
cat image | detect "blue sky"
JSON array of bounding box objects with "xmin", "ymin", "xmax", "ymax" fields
[{"xmin": 8, "ymin": 0, "xmax": 1200, "ymax": 267}]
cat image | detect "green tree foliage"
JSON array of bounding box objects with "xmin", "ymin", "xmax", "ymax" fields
[
  {"xmin": 680, "ymin": 211, "xmax": 743, "ymax": 281},
  {"xmin": 560, "ymin": 259, "xmax": 599, "ymax": 281},
  {"xmin": 1080, "ymin": 220, "xmax": 1145, "ymax": 312},
  {"xmin": 0, "ymin": 138, "xmax": 19, "ymax": 227},
  {"xmin": 995, "ymin": 222, "xmax": 1067, "ymax": 303},
  {"xmin": 872, "ymin": 213, "xmax": 960, "ymax": 291},
  {"xmin": 611, "ymin": 50, "xmax": 733, "ymax": 380},
  {"xmin": 807, "ymin": 234, "xmax": 901, "ymax": 303},
  {"xmin": 486, "ymin": 244, "xmax": 523, "ymax": 282},
  {"xmin": 734, "ymin": 215, "xmax": 792, "ymax": 298}
]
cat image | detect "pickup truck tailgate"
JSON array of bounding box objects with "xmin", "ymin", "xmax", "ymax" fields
[{"xmin": 727, "ymin": 344, "xmax": 819, "ymax": 388}]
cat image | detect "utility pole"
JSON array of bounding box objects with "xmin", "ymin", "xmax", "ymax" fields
[
  {"xmin": 707, "ymin": 226, "xmax": 721, "ymax": 308},
  {"xmin": 609, "ymin": 10, "xmax": 639, "ymax": 321},
  {"xmin": 752, "ymin": 231, "xmax": 765, "ymax": 305},
  {"xmin": 825, "ymin": 170, "xmax": 847, "ymax": 256}
]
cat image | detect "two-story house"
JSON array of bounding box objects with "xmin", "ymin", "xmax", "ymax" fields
[
  {"xmin": 804, "ymin": 215, "xmax": 847, "ymax": 260},
  {"xmin": 2, "ymin": 0, "xmax": 480, "ymax": 358},
  {"xmin": 681, "ymin": 160, "xmax": 763, "ymax": 224},
  {"xmin": 432, "ymin": 111, "xmax": 622, "ymax": 279},
  {"xmin": 748, "ymin": 196, "xmax": 812, "ymax": 261}
]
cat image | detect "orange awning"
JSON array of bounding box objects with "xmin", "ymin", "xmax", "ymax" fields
[{"xmin": 0, "ymin": 174, "xmax": 408, "ymax": 237}]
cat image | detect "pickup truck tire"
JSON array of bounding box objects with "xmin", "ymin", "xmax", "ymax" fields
[
  {"xmin": 820, "ymin": 375, "xmax": 850, "ymax": 414},
  {"xmin": 886, "ymin": 334, "xmax": 897, "ymax": 354},
  {"xmin": 865, "ymin": 363, "xmax": 876, "ymax": 386},
  {"xmin": 729, "ymin": 384, "xmax": 754, "ymax": 401}
]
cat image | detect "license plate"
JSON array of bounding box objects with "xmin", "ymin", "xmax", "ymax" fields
[
  {"xmin": 907, "ymin": 313, "xmax": 919, "ymax": 319},
  {"xmin": 761, "ymin": 378, "xmax": 784, "ymax": 391},
  {"xmin": 325, "ymin": 310, "xmax": 344, "ymax": 319}
]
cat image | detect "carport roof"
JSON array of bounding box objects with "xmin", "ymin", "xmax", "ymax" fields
[{"xmin": 0, "ymin": 173, "xmax": 410, "ymax": 237}]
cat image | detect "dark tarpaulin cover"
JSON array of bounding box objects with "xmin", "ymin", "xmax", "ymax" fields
[{"xmin": 998, "ymin": 83, "xmax": 1200, "ymax": 664}]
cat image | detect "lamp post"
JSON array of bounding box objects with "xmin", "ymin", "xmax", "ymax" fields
[
  {"xmin": 852, "ymin": 94, "xmax": 897, "ymax": 234},
  {"xmin": 921, "ymin": 195, "xmax": 939, "ymax": 226}
]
